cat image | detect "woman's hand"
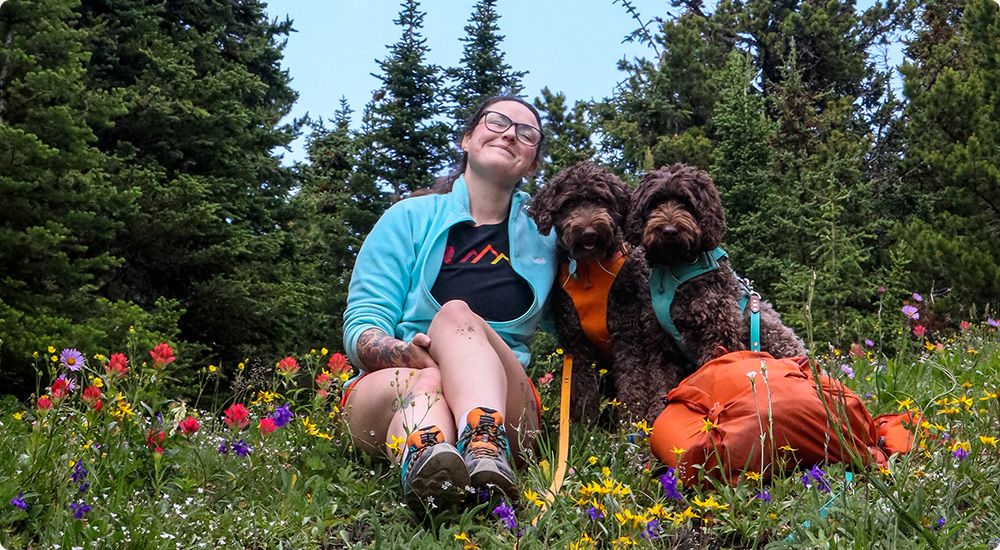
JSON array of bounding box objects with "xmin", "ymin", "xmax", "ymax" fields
[{"xmin": 357, "ymin": 328, "xmax": 438, "ymax": 371}]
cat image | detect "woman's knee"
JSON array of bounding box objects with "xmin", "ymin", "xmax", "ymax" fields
[{"xmin": 430, "ymin": 300, "xmax": 484, "ymax": 333}]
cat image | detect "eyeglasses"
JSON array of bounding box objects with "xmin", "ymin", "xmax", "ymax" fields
[{"xmin": 479, "ymin": 111, "xmax": 543, "ymax": 147}]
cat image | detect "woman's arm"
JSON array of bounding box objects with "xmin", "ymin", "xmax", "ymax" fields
[{"xmin": 356, "ymin": 328, "xmax": 437, "ymax": 371}]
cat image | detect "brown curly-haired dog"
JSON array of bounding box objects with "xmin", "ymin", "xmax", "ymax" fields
[
  {"xmin": 528, "ymin": 160, "xmax": 633, "ymax": 423},
  {"xmin": 616, "ymin": 163, "xmax": 806, "ymax": 420}
]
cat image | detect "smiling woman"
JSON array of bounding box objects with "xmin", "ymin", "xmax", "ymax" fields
[{"xmin": 340, "ymin": 95, "xmax": 556, "ymax": 511}]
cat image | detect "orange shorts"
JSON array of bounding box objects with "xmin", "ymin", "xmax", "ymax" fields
[{"xmin": 339, "ymin": 371, "xmax": 543, "ymax": 427}]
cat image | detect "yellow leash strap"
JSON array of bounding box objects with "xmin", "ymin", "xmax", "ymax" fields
[{"xmin": 530, "ymin": 354, "xmax": 573, "ymax": 526}]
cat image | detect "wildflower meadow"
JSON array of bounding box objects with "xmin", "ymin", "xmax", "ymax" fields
[{"xmin": 2, "ymin": 301, "xmax": 999, "ymax": 549}]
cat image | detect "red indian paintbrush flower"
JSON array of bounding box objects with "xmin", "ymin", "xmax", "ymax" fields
[
  {"xmin": 327, "ymin": 352, "xmax": 350, "ymax": 374},
  {"xmin": 223, "ymin": 403, "xmax": 250, "ymax": 431},
  {"xmin": 105, "ymin": 352, "xmax": 129, "ymax": 379},
  {"xmin": 146, "ymin": 429, "xmax": 166, "ymax": 449},
  {"xmin": 178, "ymin": 416, "xmax": 200, "ymax": 436},
  {"xmin": 258, "ymin": 417, "xmax": 278, "ymax": 436},
  {"xmin": 276, "ymin": 356, "xmax": 300, "ymax": 376},
  {"xmin": 149, "ymin": 343, "xmax": 176, "ymax": 368},
  {"xmin": 37, "ymin": 396, "xmax": 52, "ymax": 412},
  {"xmin": 81, "ymin": 386, "xmax": 102, "ymax": 411}
]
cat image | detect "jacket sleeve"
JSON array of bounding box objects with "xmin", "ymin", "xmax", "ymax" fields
[{"xmin": 342, "ymin": 202, "xmax": 418, "ymax": 369}]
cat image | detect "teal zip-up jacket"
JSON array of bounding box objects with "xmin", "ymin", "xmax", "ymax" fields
[{"xmin": 343, "ymin": 176, "xmax": 557, "ymax": 369}]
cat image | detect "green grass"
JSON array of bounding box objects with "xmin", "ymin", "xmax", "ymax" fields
[{"xmin": 1, "ymin": 321, "xmax": 998, "ymax": 549}]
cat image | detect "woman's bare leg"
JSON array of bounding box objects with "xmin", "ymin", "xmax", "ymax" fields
[
  {"xmin": 343, "ymin": 367, "xmax": 456, "ymax": 463},
  {"xmin": 426, "ymin": 300, "xmax": 540, "ymax": 456}
]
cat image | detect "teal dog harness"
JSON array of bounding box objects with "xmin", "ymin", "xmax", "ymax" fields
[{"xmin": 649, "ymin": 247, "xmax": 761, "ymax": 365}]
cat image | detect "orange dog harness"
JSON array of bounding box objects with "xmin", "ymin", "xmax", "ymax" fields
[{"xmin": 558, "ymin": 249, "xmax": 627, "ymax": 361}]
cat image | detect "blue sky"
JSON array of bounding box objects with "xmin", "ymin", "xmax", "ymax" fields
[{"xmin": 264, "ymin": 1, "xmax": 668, "ymax": 164}]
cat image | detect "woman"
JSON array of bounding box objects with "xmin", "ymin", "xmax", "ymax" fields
[{"xmin": 341, "ymin": 96, "xmax": 556, "ymax": 509}]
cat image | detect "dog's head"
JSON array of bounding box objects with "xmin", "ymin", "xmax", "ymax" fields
[
  {"xmin": 624, "ymin": 163, "xmax": 725, "ymax": 265},
  {"xmin": 528, "ymin": 160, "xmax": 632, "ymax": 262}
]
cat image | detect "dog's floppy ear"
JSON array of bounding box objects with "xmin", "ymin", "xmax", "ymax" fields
[
  {"xmin": 528, "ymin": 167, "xmax": 570, "ymax": 235},
  {"xmin": 624, "ymin": 169, "xmax": 662, "ymax": 245},
  {"xmin": 684, "ymin": 167, "xmax": 726, "ymax": 249}
]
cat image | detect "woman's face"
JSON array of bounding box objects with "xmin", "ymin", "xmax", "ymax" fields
[{"xmin": 461, "ymin": 100, "xmax": 541, "ymax": 185}]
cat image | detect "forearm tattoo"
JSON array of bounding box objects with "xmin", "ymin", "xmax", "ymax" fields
[{"xmin": 357, "ymin": 328, "xmax": 410, "ymax": 371}]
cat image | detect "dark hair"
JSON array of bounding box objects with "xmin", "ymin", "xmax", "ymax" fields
[{"xmin": 431, "ymin": 95, "xmax": 546, "ymax": 193}]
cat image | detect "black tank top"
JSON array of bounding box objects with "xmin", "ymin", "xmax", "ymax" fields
[{"xmin": 430, "ymin": 219, "xmax": 533, "ymax": 322}]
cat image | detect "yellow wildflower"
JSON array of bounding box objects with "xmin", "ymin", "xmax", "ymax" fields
[
  {"xmin": 588, "ymin": 455, "xmax": 598, "ymax": 465},
  {"xmin": 598, "ymin": 368, "xmax": 608, "ymax": 377},
  {"xmin": 47, "ymin": 346, "xmax": 56, "ymax": 354},
  {"xmin": 339, "ymin": 371, "xmax": 350, "ymax": 382},
  {"xmin": 674, "ymin": 506, "xmax": 700, "ymax": 525},
  {"xmin": 238, "ymin": 361, "xmax": 246, "ymax": 371},
  {"xmin": 90, "ymin": 377, "xmax": 103, "ymax": 388},
  {"xmin": 981, "ymin": 390, "xmax": 998, "ymax": 400},
  {"xmin": 923, "ymin": 341, "xmax": 935, "ymax": 352},
  {"xmin": 611, "ymin": 535, "xmax": 636, "ymax": 547},
  {"xmin": 386, "ymin": 435, "xmax": 404, "ymax": 454},
  {"xmin": 779, "ymin": 444, "xmax": 797, "ymax": 453},
  {"xmin": 961, "ymin": 381, "xmax": 973, "ymax": 389},
  {"xmin": 672, "ymin": 446, "xmax": 686, "ymax": 459},
  {"xmin": 632, "ymin": 420, "xmax": 652, "ymax": 436},
  {"xmin": 569, "ymin": 533, "xmax": 596, "ymax": 550},
  {"xmin": 744, "ymin": 471, "xmax": 761, "ymax": 482},
  {"xmin": 701, "ymin": 418, "xmax": 717, "ymax": 432},
  {"xmin": 979, "ymin": 436, "xmax": 997, "ymax": 448},
  {"xmin": 693, "ymin": 495, "xmax": 728, "ymax": 511},
  {"xmin": 321, "ymin": 347, "xmax": 328, "ymax": 356},
  {"xmin": 208, "ymin": 364, "xmax": 217, "ymax": 373},
  {"xmin": 554, "ymin": 347, "xmax": 563, "ymax": 355},
  {"xmin": 607, "ymin": 398, "xmax": 622, "ymax": 407},
  {"xmin": 454, "ymin": 532, "xmax": 478, "ymax": 550},
  {"xmin": 93, "ymin": 353, "xmax": 106, "ymax": 362},
  {"xmin": 950, "ymin": 441, "xmax": 971, "ymax": 453},
  {"xmin": 647, "ymin": 502, "xmax": 669, "ymax": 519},
  {"xmin": 896, "ymin": 398, "xmax": 914, "ymax": 411},
  {"xmin": 601, "ymin": 466, "xmax": 611, "ymax": 479},
  {"xmin": 252, "ymin": 390, "xmax": 279, "ymax": 404},
  {"xmin": 129, "ymin": 325, "xmax": 135, "ymax": 333},
  {"xmin": 959, "ymin": 395, "xmax": 974, "ymax": 410},
  {"xmin": 50, "ymin": 355, "xmax": 58, "ymax": 363},
  {"xmin": 12, "ymin": 412, "xmax": 24, "ymax": 421},
  {"xmin": 538, "ymin": 460, "xmax": 550, "ymax": 475},
  {"xmin": 523, "ymin": 489, "xmax": 545, "ymax": 507},
  {"xmin": 879, "ymin": 466, "xmax": 891, "ymax": 476}
]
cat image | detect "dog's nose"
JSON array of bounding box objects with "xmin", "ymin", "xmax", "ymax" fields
[{"xmin": 661, "ymin": 225, "xmax": 679, "ymax": 236}]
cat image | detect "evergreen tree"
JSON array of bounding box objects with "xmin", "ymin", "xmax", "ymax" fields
[
  {"xmin": 531, "ymin": 88, "xmax": 596, "ymax": 182},
  {"xmin": 295, "ymin": 99, "xmax": 365, "ymax": 350},
  {"xmin": 594, "ymin": 0, "xmax": 738, "ymax": 174},
  {"xmin": 891, "ymin": 0, "xmax": 1000, "ymax": 316},
  {"xmin": 446, "ymin": 0, "xmax": 526, "ymax": 131},
  {"xmin": 0, "ymin": 0, "xmax": 173, "ymax": 392},
  {"xmin": 709, "ymin": 51, "xmax": 785, "ymax": 292},
  {"xmin": 363, "ymin": 0, "xmax": 450, "ymax": 198},
  {"xmin": 78, "ymin": 0, "xmax": 308, "ymax": 370}
]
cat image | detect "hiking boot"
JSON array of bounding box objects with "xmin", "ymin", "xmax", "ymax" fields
[
  {"xmin": 457, "ymin": 407, "xmax": 518, "ymax": 501},
  {"xmin": 401, "ymin": 426, "xmax": 470, "ymax": 510}
]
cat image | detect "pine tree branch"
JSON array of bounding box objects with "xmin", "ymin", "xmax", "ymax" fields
[{"xmin": 0, "ymin": 27, "xmax": 13, "ymax": 124}]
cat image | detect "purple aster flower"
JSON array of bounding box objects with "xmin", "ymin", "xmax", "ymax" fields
[
  {"xmin": 492, "ymin": 501, "xmax": 517, "ymax": 531},
  {"xmin": 9, "ymin": 492, "xmax": 27, "ymax": 511},
  {"xmin": 69, "ymin": 500, "xmax": 91, "ymax": 519},
  {"xmin": 901, "ymin": 305, "xmax": 920, "ymax": 320},
  {"xmin": 912, "ymin": 292, "xmax": 923, "ymax": 302},
  {"xmin": 585, "ymin": 506, "xmax": 604, "ymax": 520},
  {"xmin": 864, "ymin": 339, "xmax": 875, "ymax": 348},
  {"xmin": 756, "ymin": 489, "xmax": 772, "ymax": 502},
  {"xmin": 71, "ymin": 460, "xmax": 88, "ymax": 484},
  {"xmin": 935, "ymin": 517, "xmax": 946, "ymax": 529},
  {"xmin": 659, "ymin": 467, "xmax": 683, "ymax": 501},
  {"xmin": 218, "ymin": 441, "xmax": 229, "ymax": 455},
  {"xmin": 59, "ymin": 348, "xmax": 86, "ymax": 372},
  {"xmin": 641, "ymin": 518, "xmax": 662, "ymax": 540},
  {"xmin": 808, "ymin": 464, "xmax": 832, "ymax": 493},
  {"xmin": 941, "ymin": 432, "xmax": 950, "ymax": 441},
  {"xmin": 953, "ymin": 447, "xmax": 968, "ymax": 460},
  {"xmin": 57, "ymin": 373, "xmax": 77, "ymax": 394},
  {"xmin": 840, "ymin": 364, "xmax": 855, "ymax": 379},
  {"xmin": 270, "ymin": 402, "xmax": 294, "ymax": 428},
  {"xmin": 232, "ymin": 439, "xmax": 252, "ymax": 457},
  {"xmin": 988, "ymin": 318, "xmax": 999, "ymax": 328}
]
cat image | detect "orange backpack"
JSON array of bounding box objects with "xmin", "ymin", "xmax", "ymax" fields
[{"xmin": 650, "ymin": 351, "xmax": 919, "ymax": 485}]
